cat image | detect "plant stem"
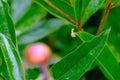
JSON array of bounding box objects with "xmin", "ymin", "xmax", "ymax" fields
[
  {"xmin": 45, "ymin": 0, "xmax": 84, "ymax": 31},
  {"xmin": 96, "ymin": 0, "xmax": 112, "ymax": 35},
  {"xmin": 40, "ymin": 64, "xmax": 48, "ymax": 80}
]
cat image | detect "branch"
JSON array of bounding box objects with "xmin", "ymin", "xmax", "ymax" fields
[
  {"xmin": 45, "ymin": 0, "xmax": 84, "ymax": 31},
  {"xmin": 96, "ymin": 0, "xmax": 112, "ymax": 35}
]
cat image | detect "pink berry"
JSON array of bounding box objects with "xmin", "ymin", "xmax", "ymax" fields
[{"xmin": 24, "ymin": 43, "xmax": 51, "ymax": 65}]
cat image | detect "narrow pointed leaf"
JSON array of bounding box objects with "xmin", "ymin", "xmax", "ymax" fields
[
  {"xmin": 33, "ymin": 0, "xmax": 76, "ymax": 23},
  {"xmin": 79, "ymin": 0, "xmax": 105, "ymax": 25},
  {"xmin": 70, "ymin": 0, "xmax": 105, "ymax": 23},
  {"xmin": 17, "ymin": 19, "xmax": 68, "ymax": 45},
  {"xmin": 76, "ymin": 30, "xmax": 120, "ymax": 80},
  {"xmin": 11, "ymin": 0, "xmax": 31, "ymax": 21},
  {"xmin": 15, "ymin": 4, "xmax": 47, "ymax": 32},
  {"xmin": 73, "ymin": 0, "xmax": 82, "ymax": 21},
  {"xmin": 107, "ymin": 6, "xmax": 120, "ymax": 61},
  {"xmin": 76, "ymin": 31, "xmax": 94, "ymax": 42},
  {"xmin": 97, "ymin": 46, "xmax": 120, "ymax": 80},
  {"xmin": 51, "ymin": 29, "xmax": 109, "ymax": 80},
  {"xmin": 0, "ymin": 33, "xmax": 24, "ymax": 80},
  {"xmin": 108, "ymin": 5, "xmax": 120, "ymax": 28},
  {"xmin": 0, "ymin": 0, "xmax": 16, "ymax": 45}
]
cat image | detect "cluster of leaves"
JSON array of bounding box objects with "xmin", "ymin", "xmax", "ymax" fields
[{"xmin": 0, "ymin": 0, "xmax": 120, "ymax": 80}]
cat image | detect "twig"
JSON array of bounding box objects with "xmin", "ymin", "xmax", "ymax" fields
[
  {"xmin": 40, "ymin": 64, "xmax": 48, "ymax": 80},
  {"xmin": 96, "ymin": 0, "xmax": 112, "ymax": 35},
  {"xmin": 45, "ymin": 0, "xmax": 84, "ymax": 31}
]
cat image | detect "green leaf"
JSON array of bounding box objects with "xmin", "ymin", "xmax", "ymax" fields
[
  {"xmin": 33, "ymin": 0, "xmax": 105, "ymax": 26},
  {"xmin": 11, "ymin": 0, "xmax": 31, "ymax": 21},
  {"xmin": 97, "ymin": 46, "xmax": 120, "ymax": 80},
  {"xmin": 33, "ymin": 0, "xmax": 76, "ymax": 22},
  {"xmin": 108, "ymin": 6, "xmax": 120, "ymax": 29},
  {"xmin": 0, "ymin": 75, "xmax": 4, "ymax": 80},
  {"xmin": 7, "ymin": 0, "xmax": 12, "ymax": 6},
  {"xmin": 15, "ymin": 4, "xmax": 47, "ymax": 32},
  {"xmin": 111, "ymin": 0, "xmax": 120, "ymax": 7},
  {"xmin": 0, "ymin": 0, "xmax": 16, "ymax": 45},
  {"xmin": 26, "ymin": 68, "xmax": 40, "ymax": 80},
  {"xmin": 76, "ymin": 31, "xmax": 94, "ymax": 42},
  {"xmin": 48, "ymin": 24, "xmax": 82, "ymax": 57},
  {"xmin": 73, "ymin": 0, "xmax": 82, "ymax": 21},
  {"xmin": 70, "ymin": 0, "xmax": 105, "ymax": 24},
  {"xmin": 107, "ymin": 6, "xmax": 120, "ymax": 59},
  {"xmin": 76, "ymin": 30, "xmax": 120, "ymax": 80},
  {"xmin": 0, "ymin": 58, "xmax": 2, "ymax": 66},
  {"xmin": 17, "ymin": 19, "xmax": 68, "ymax": 45},
  {"xmin": 79, "ymin": 0, "xmax": 105, "ymax": 25},
  {"xmin": 0, "ymin": 33, "xmax": 24, "ymax": 80},
  {"xmin": 51, "ymin": 29, "xmax": 109, "ymax": 80}
]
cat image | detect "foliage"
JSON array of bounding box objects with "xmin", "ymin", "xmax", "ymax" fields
[{"xmin": 0, "ymin": 0, "xmax": 120, "ymax": 80}]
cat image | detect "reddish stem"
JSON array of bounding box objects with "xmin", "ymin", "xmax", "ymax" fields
[
  {"xmin": 96, "ymin": 0, "xmax": 112, "ymax": 35},
  {"xmin": 40, "ymin": 64, "xmax": 48, "ymax": 80},
  {"xmin": 76, "ymin": 22, "xmax": 84, "ymax": 31},
  {"xmin": 45, "ymin": 0, "xmax": 84, "ymax": 31}
]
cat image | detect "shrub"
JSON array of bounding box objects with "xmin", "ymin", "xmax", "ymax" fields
[{"xmin": 0, "ymin": 0, "xmax": 120, "ymax": 80}]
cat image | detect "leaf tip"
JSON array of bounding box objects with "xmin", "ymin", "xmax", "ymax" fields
[{"xmin": 105, "ymin": 27, "xmax": 111, "ymax": 35}]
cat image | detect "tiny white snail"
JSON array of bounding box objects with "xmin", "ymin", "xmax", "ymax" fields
[{"xmin": 71, "ymin": 28, "xmax": 76, "ymax": 38}]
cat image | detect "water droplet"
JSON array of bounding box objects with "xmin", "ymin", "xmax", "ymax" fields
[
  {"xmin": 66, "ymin": 77, "xmax": 69, "ymax": 80},
  {"xmin": 89, "ymin": 50, "xmax": 95, "ymax": 55}
]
